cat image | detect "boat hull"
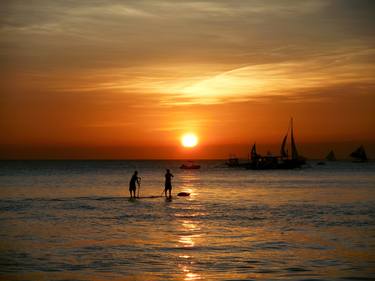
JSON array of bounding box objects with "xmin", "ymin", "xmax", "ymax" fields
[
  {"xmin": 245, "ymin": 158, "xmax": 305, "ymax": 170},
  {"xmin": 180, "ymin": 165, "xmax": 200, "ymax": 169}
]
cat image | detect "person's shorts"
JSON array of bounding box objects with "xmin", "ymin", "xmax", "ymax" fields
[{"xmin": 165, "ymin": 183, "xmax": 172, "ymax": 190}]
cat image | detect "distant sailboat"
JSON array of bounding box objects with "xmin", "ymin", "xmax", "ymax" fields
[
  {"xmin": 280, "ymin": 135, "xmax": 288, "ymax": 158},
  {"xmin": 279, "ymin": 118, "xmax": 306, "ymax": 168},
  {"xmin": 350, "ymin": 145, "xmax": 368, "ymax": 162},
  {"xmin": 325, "ymin": 150, "xmax": 336, "ymax": 161},
  {"xmin": 250, "ymin": 143, "xmax": 259, "ymax": 161}
]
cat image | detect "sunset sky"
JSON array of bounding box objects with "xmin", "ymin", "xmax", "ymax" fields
[{"xmin": 1, "ymin": 0, "xmax": 374, "ymax": 159}]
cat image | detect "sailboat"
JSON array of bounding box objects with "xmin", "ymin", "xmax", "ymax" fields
[
  {"xmin": 246, "ymin": 119, "xmax": 305, "ymax": 169},
  {"xmin": 325, "ymin": 150, "xmax": 336, "ymax": 161},
  {"xmin": 317, "ymin": 149, "xmax": 337, "ymax": 165},
  {"xmin": 350, "ymin": 145, "xmax": 368, "ymax": 162},
  {"xmin": 250, "ymin": 143, "xmax": 259, "ymax": 161},
  {"xmin": 246, "ymin": 142, "xmax": 278, "ymax": 169},
  {"xmin": 278, "ymin": 118, "xmax": 306, "ymax": 169}
]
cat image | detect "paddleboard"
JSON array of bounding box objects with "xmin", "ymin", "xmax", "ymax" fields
[
  {"xmin": 127, "ymin": 196, "xmax": 163, "ymax": 200},
  {"xmin": 126, "ymin": 193, "xmax": 190, "ymax": 200}
]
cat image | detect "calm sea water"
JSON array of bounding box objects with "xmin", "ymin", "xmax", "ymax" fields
[{"xmin": 0, "ymin": 160, "xmax": 374, "ymax": 281}]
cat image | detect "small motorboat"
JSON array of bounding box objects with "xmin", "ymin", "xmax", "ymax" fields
[
  {"xmin": 180, "ymin": 161, "xmax": 200, "ymax": 169},
  {"xmin": 225, "ymin": 156, "xmax": 240, "ymax": 167}
]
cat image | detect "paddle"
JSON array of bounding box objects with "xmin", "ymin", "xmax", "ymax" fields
[{"xmin": 137, "ymin": 178, "xmax": 141, "ymax": 198}]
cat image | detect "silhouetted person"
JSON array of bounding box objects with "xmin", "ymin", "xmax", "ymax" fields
[
  {"xmin": 164, "ymin": 169, "xmax": 174, "ymax": 198},
  {"xmin": 129, "ymin": 171, "xmax": 140, "ymax": 198}
]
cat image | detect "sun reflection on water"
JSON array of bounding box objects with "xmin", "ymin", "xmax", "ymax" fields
[
  {"xmin": 179, "ymin": 263, "xmax": 202, "ymax": 281},
  {"xmin": 179, "ymin": 235, "xmax": 195, "ymax": 248},
  {"xmin": 177, "ymin": 218, "xmax": 202, "ymax": 280},
  {"xmin": 174, "ymin": 170, "xmax": 204, "ymax": 280},
  {"xmin": 179, "ymin": 172, "xmax": 200, "ymax": 199},
  {"xmin": 182, "ymin": 220, "xmax": 201, "ymax": 231},
  {"xmin": 185, "ymin": 271, "xmax": 201, "ymax": 281}
]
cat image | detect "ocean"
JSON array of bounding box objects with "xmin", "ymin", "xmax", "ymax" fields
[{"xmin": 0, "ymin": 160, "xmax": 374, "ymax": 281}]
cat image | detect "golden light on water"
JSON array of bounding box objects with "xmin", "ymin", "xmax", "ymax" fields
[
  {"xmin": 185, "ymin": 271, "xmax": 201, "ymax": 281},
  {"xmin": 179, "ymin": 236, "xmax": 195, "ymax": 248},
  {"xmin": 177, "ymin": 201, "xmax": 203, "ymax": 281},
  {"xmin": 178, "ymin": 220, "xmax": 201, "ymax": 248}
]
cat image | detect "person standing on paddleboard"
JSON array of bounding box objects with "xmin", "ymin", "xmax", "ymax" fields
[
  {"xmin": 129, "ymin": 171, "xmax": 140, "ymax": 198},
  {"xmin": 164, "ymin": 169, "xmax": 174, "ymax": 198}
]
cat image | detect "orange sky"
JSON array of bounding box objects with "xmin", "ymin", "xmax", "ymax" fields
[{"xmin": 1, "ymin": 1, "xmax": 374, "ymax": 159}]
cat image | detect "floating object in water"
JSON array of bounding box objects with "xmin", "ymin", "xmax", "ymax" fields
[
  {"xmin": 180, "ymin": 161, "xmax": 200, "ymax": 169},
  {"xmin": 177, "ymin": 192, "xmax": 190, "ymax": 197}
]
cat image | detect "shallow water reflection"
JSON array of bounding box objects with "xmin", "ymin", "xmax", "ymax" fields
[
  {"xmin": 184, "ymin": 269, "xmax": 201, "ymax": 281},
  {"xmin": 1, "ymin": 160, "xmax": 374, "ymax": 280},
  {"xmin": 177, "ymin": 214, "xmax": 202, "ymax": 280}
]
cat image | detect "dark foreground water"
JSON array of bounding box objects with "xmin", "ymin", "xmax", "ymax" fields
[{"xmin": 0, "ymin": 160, "xmax": 374, "ymax": 281}]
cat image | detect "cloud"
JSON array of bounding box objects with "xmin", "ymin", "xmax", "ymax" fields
[
  {"xmin": 45, "ymin": 43, "xmax": 373, "ymax": 106},
  {"xmin": 158, "ymin": 51, "xmax": 375, "ymax": 105},
  {"xmin": 1, "ymin": 0, "xmax": 373, "ymax": 81},
  {"xmin": 1, "ymin": 0, "xmax": 374, "ymax": 106}
]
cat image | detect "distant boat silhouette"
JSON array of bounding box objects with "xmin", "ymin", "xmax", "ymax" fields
[
  {"xmin": 325, "ymin": 150, "xmax": 336, "ymax": 161},
  {"xmin": 226, "ymin": 155, "xmax": 240, "ymax": 167},
  {"xmin": 278, "ymin": 118, "xmax": 306, "ymax": 168},
  {"xmin": 317, "ymin": 150, "xmax": 336, "ymax": 165},
  {"xmin": 246, "ymin": 118, "xmax": 306, "ymax": 170},
  {"xmin": 350, "ymin": 145, "xmax": 368, "ymax": 162},
  {"xmin": 180, "ymin": 161, "xmax": 200, "ymax": 169},
  {"xmin": 225, "ymin": 154, "xmax": 248, "ymax": 168},
  {"xmin": 247, "ymin": 142, "xmax": 279, "ymax": 169}
]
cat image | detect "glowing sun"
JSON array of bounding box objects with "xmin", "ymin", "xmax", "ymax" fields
[{"xmin": 181, "ymin": 133, "xmax": 198, "ymax": 148}]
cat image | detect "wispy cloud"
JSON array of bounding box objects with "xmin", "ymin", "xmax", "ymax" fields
[
  {"xmin": 45, "ymin": 44, "xmax": 374, "ymax": 106},
  {"xmin": 1, "ymin": 2, "xmax": 375, "ymax": 106}
]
